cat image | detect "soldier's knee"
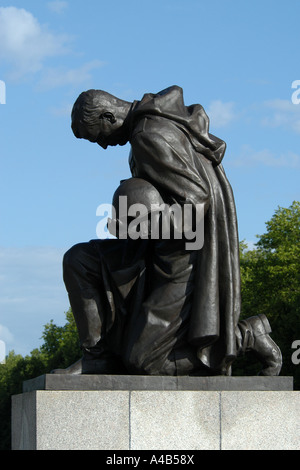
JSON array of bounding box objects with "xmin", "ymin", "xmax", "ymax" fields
[
  {"xmin": 63, "ymin": 243, "xmax": 85, "ymax": 272},
  {"xmin": 62, "ymin": 243, "xmax": 93, "ymax": 290}
]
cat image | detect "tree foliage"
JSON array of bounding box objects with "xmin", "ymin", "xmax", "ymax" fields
[
  {"xmin": 0, "ymin": 202, "xmax": 299, "ymax": 449},
  {"xmin": 0, "ymin": 309, "xmax": 81, "ymax": 450},
  {"xmin": 233, "ymin": 201, "xmax": 300, "ymax": 382}
]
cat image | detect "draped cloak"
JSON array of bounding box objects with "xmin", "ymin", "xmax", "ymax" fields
[{"xmin": 125, "ymin": 86, "xmax": 241, "ymax": 374}]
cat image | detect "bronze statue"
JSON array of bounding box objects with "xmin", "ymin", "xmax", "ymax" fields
[{"xmin": 53, "ymin": 86, "xmax": 282, "ymax": 376}]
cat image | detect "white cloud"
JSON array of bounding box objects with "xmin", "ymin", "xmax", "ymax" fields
[
  {"xmin": 50, "ymin": 102, "xmax": 73, "ymax": 116},
  {"xmin": 0, "ymin": 246, "xmax": 69, "ymax": 355},
  {"xmin": 0, "ymin": 6, "xmax": 104, "ymax": 90},
  {"xmin": 38, "ymin": 60, "xmax": 104, "ymax": 90},
  {"xmin": 0, "ymin": 246, "xmax": 66, "ymax": 299},
  {"xmin": 206, "ymin": 100, "xmax": 236, "ymax": 128},
  {"xmin": 0, "ymin": 6, "xmax": 70, "ymax": 79},
  {"xmin": 47, "ymin": 1, "xmax": 68, "ymax": 14},
  {"xmin": 262, "ymin": 99, "xmax": 300, "ymax": 134},
  {"xmin": 257, "ymin": 150, "xmax": 300, "ymax": 168},
  {"xmin": 229, "ymin": 145, "xmax": 300, "ymax": 169}
]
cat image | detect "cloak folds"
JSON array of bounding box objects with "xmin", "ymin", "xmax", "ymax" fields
[{"xmin": 128, "ymin": 86, "xmax": 241, "ymax": 374}]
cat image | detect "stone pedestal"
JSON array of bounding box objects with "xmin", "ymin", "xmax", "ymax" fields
[{"xmin": 12, "ymin": 375, "xmax": 299, "ymax": 450}]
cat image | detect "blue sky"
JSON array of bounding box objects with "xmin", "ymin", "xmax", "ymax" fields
[{"xmin": 0, "ymin": 0, "xmax": 300, "ymax": 357}]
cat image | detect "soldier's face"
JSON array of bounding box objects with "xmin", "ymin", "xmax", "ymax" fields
[
  {"xmin": 77, "ymin": 119, "xmax": 126, "ymax": 149},
  {"xmin": 76, "ymin": 121, "xmax": 111, "ymax": 149}
]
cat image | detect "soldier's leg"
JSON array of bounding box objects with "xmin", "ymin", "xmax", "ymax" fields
[
  {"xmin": 124, "ymin": 241, "xmax": 202, "ymax": 376},
  {"xmin": 53, "ymin": 240, "xmax": 126, "ymax": 374}
]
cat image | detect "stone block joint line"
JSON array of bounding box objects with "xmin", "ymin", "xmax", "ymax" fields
[
  {"xmin": 129, "ymin": 391, "xmax": 132, "ymax": 450},
  {"xmin": 219, "ymin": 392, "xmax": 222, "ymax": 450}
]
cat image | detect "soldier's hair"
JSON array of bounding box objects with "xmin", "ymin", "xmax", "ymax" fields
[{"xmin": 71, "ymin": 90, "xmax": 118, "ymax": 137}]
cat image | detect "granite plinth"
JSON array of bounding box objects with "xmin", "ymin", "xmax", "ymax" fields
[
  {"xmin": 12, "ymin": 375, "xmax": 298, "ymax": 450},
  {"xmin": 22, "ymin": 374, "xmax": 293, "ymax": 392},
  {"xmin": 12, "ymin": 388, "xmax": 300, "ymax": 450}
]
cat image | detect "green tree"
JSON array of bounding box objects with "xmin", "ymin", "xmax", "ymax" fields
[
  {"xmin": 234, "ymin": 202, "xmax": 300, "ymax": 387},
  {"xmin": 1, "ymin": 202, "xmax": 300, "ymax": 449},
  {"xmin": 0, "ymin": 350, "xmax": 48, "ymax": 450},
  {"xmin": 0, "ymin": 309, "xmax": 81, "ymax": 450},
  {"xmin": 40, "ymin": 308, "xmax": 81, "ymax": 371}
]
